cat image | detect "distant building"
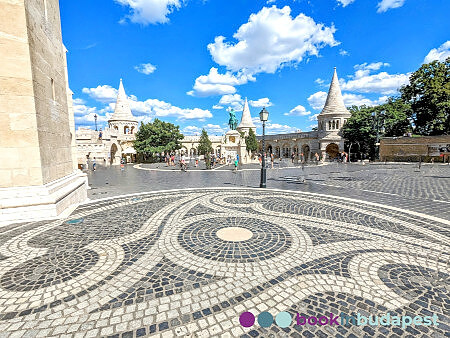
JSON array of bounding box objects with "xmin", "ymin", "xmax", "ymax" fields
[
  {"xmin": 380, "ymin": 136, "xmax": 450, "ymax": 162},
  {"xmin": 75, "ymin": 79, "xmax": 138, "ymax": 166},
  {"xmin": 181, "ymin": 68, "xmax": 351, "ymax": 163}
]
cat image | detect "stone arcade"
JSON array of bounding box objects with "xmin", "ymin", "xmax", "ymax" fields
[{"xmin": 181, "ymin": 68, "xmax": 351, "ymax": 163}]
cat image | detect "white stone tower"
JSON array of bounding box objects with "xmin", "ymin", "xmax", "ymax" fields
[
  {"xmin": 317, "ymin": 68, "xmax": 351, "ymax": 160},
  {"xmin": 236, "ymin": 98, "xmax": 256, "ymax": 136}
]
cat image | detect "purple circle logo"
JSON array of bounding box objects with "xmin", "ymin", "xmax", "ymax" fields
[{"xmin": 239, "ymin": 312, "xmax": 255, "ymax": 327}]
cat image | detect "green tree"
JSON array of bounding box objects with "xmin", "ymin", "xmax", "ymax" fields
[
  {"xmin": 245, "ymin": 128, "xmax": 258, "ymax": 153},
  {"xmin": 342, "ymin": 106, "xmax": 377, "ymax": 160},
  {"xmin": 197, "ymin": 129, "xmax": 213, "ymax": 169},
  {"xmin": 400, "ymin": 57, "xmax": 450, "ymax": 135},
  {"xmin": 133, "ymin": 119, "xmax": 183, "ymax": 159},
  {"xmin": 379, "ymin": 97, "xmax": 411, "ymax": 137}
]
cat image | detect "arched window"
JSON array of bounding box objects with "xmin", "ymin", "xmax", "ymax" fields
[
  {"xmin": 114, "ymin": 126, "xmax": 118, "ymax": 131},
  {"xmin": 124, "ymin": 126, "xmax": 129, "ymax": 134},
  {"xmin": 130, "ymin": 126, "xmax": 135, "ymax": 134},
  {"xmin": 332, "ymin": 121, "xmax": 336, "ymax": 130},
  {"xmin": 329, "ymin": 121, "xmax": 332, "ymax": 130},
  {"xmin": 336, "ymin": 120, "xmax": 340, "ymax": 129}
]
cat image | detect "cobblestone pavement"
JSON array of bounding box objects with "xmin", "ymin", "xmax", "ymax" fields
[
  {"xmin": 0, "ymin": 186, "xmax": 449, "ymax": 337},
  {"xmin": 87, "ymin": 162, "xmax": 450, "ymax": 220}
]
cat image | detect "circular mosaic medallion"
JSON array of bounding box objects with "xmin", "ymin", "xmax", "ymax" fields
[
  {"xmin": 216, "ymin": 227, "xmax": 253, "ymax": 241},
  {"xmin": 177, "ymin": 216, "xmax": 292, "ymax": 263}
]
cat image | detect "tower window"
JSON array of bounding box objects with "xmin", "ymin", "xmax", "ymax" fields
[
  {"xmin": 51, "ymin": 78, "xmax": 55, "ymax": 101},
  {"xmin": 328, "ymin": 121, "xmax": 331, "ymax": 130},
  {"xmin": 336, "ymin": 120, "xmax": 339, "ymax": 129}
]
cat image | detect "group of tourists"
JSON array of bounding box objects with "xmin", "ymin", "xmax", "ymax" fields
[{"xmin": 163, "ymin": 153, "xmax": 177, "ymax": 166}]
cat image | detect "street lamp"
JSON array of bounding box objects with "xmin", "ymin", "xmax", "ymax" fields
[
  {"xmin": 259, "ymin": 107, "xmax": 269, "ymax": 188},
  {"xmin": 94, "ymin": 114, "xmax": 98, "ymax": 131}
]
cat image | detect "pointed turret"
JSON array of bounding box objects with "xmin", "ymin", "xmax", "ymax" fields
[
  {"xmin": 109, "ymin": 79, "xmax": 137, "ymax": 122},
  {"xmin": 319, "ymin": 68, "xmax": 350, "ymax": 116},
  {"xmin": 237, "ymin": 98, "xmax": 256, "ymax": 130}
]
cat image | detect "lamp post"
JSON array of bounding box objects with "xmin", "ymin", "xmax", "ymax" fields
[
  {"xmin": 259, "ymin": 107, "xmax": 269, "ymax": 188},
  {"xmin": 94, "ymin": 114, "xmax": 98, "ymax": 131}
]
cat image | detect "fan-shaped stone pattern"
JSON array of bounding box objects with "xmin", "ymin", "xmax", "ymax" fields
[
  {"xmin": 178, "ymin": 216, "xmax": 292, "ymax": 263},
  {"xmin": 27, "ymin": 197, "xmax": 178, "ymax": 251},
  {"xmin": 95, "ymin": 257, "xmax": 221, "ymax": 312},
  {"xmin": 0, "ymin": 249, "xmax": 99, "ymax": 292},
  {"xmin": 299, "ymin": 224, "xmax": 365, "ymax": 245},
  {"xmin": 261, "ymin": 198, "xmax": 434, "ymax": 241},
  {"xmin": 223, "ymin": 196, "xmax": 256, "ymax": 205}
]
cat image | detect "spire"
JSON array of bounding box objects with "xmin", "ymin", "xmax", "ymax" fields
[
  {"xmin": 319, "ymin": 68, "xmax": 351, "ymax": 116},
  {"xmin": 237, "ymin": 98, "xmax": 256, "ymax": 129},
  {"xmin": 109, "ymin": 79, "xmax": 137, "ymax": 122}
]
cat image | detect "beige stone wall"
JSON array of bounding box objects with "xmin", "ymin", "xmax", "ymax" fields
[
  {"xmin": 380, "ymin": 136, "xmax": 450, "ymax": 161},
  {"xmin": 0, "ymin": 0, "xmax": 74, "ymax": 188},
  {"xmin": 0, "ymin": 0, "xmax": 42, "ymax": 187}
]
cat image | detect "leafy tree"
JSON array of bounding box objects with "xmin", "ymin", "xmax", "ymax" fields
[
  {"xmin": 133, "ymin": 119, "xmax": 183, "ymax": 158},
  {"xmin": 400, "ymin": 57, "xmax": 450, "ymax": 135},
  {"xmin": 197, "ymin": 129, "xmax": 213, "ymax": 169},
  {"xmin": 342, "ymin": 106, "xmax": 377, "ymax": 160},
  {"xmin": 245, "ymin": 128, "xmax": 258, "ymax": 153},
  {"xmin": 379, "ymin": 97, "xmax": 411, "ymax": 137}
]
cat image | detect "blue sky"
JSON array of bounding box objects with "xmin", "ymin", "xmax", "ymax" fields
[{"xmin": 62, "ymin": 0, "xmax": 450, "ymax": 135}]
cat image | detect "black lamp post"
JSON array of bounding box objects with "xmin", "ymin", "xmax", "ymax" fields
[
  {"xmin": 259, "ymin": 107, "xmax": 269, "ymax": 188},
  {"xmin": 94, "ymin": 114, "xmax": 98, "ymax": 131}
]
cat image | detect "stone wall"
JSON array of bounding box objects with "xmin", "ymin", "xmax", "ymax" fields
[
  {"xmin": 379, "ymin": 136, "xmax": 450, "ymax": 162},
  {"xmin": 0, "ymin": 0, "xmax": 74, "ymax": 188}
]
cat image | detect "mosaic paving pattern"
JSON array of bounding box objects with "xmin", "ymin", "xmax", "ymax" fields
[{"xmin": 0, "ymin": 188, "xmax": 449, "ymax": 337}]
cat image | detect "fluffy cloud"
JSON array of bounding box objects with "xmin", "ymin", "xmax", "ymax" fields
[
  {"xmin": 135, "ymin": 63, "xmax": 157, "ymax": 75},
  {"xmin": 376, "ymin": 0, "xmax": 405, "ymax": 13},
  {"xmin": 115, "ymin": 0, "xmax": 183, "ymax": 25},
  {"xmin": 265, "ymin": 123, "xmax": 301, "ymax": 135},
  {"xmin": 284, "ymin": 104, "xmax": 311, "ymax": 116},
  {"xmin": 307, "ymin": 91, "xmax": 328, "ymax": 110},
  {"xmin": 187, "ymin": 68, "xmax": 254, "ymax": 97},
  {"xmin": 212, "ymin": 105, "xmax": 224, "ymax": 110},
  {"xmin": 337, "ymin": 0, "xmax": 355, "ymax": 7},
  {"xmin": 341, "ymin": 62, "xmax": 409, "ymax": 95},
  {"xmin": 424, "ymin": 41, "xmax": 450, "ymax": 63},
  {"xmin": 82, "ymin": 85, "xmax": 118, "ymax": 103},
  {"xmin": 249, "ymin": 98, "xmax": 273, "ymax": 108},
  {"xmin": 207, "ymin": 6, "xmax": 338, "ymax": 76},
  {"xmin": 309, "ymin": 113, "xmax": 319, "ymax": 121},
  {"xmin": 182, "ymin": 124, "xmax": 226, "ymax": 136},
  {"xmin": 307, "ymin": 90, "xmax": 389, "ymax": 110},
  {"xmin": 339, "ymin": 49, "xmax": 349, "ymax": 56},
  {"xmin": 218, "ymin": 94, "xmax": 244, "ymax": 110}
]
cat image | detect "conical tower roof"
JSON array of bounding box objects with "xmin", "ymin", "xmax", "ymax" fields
[
  {"xmin": 109, "ymin": 79, "xmax": 137, "ymax": 122},
  {"xmin": 237, "ymin": 98, "xmax": 256, "ymax": 129},
  {"xmin": 319, "ymin": 68, "xmax": 351, "ymax": 116}
]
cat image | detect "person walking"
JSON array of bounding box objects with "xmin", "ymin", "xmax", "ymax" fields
[
  {"xmin": 234, "ymin": 157, "xmax": 238, "ymax": 172},
  {"xmin": 291, "ymin": 152, "xmax": 295, "ymax": 163},
  {"xmin": 271, "ymin": 153, "xmax": 274, "ymax": 169}
]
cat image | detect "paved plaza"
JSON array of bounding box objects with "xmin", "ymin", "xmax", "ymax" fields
[{"xmin": 0, "ymin": 164, "xmax": 449, "ymax": 337}]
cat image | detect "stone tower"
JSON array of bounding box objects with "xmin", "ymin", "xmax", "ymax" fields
[
  {"xmin": 236, "ymin": 98, "xmax": 256, "ymax": 136},
  {"xmin": 317, "ymin": 68, "xmax": 351, "ymax": 160},
  {"xmin": 0, "ymin": 0, "xmax": 87, "ymax": 225},
  {"xmin": 108, "ymin": 79, "xmax": 138, "ymax": 164}
]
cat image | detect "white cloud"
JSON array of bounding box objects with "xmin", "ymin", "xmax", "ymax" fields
[
  {"xmin": 337, "ymin": 0, "xmax": 355, "ymax": 7},
  {"xmin": 307, "ymin": 91, "xmax": 328, "ymax": 110},
  {"xmin": 115, "ymin": 0, "xmax": 183, "ymax": 25},
  {"xmin": 219, "ymin": 94, "xmax": 243, "ymax": 110},
  {"xmin": 82, "ymin": 85, "xmax": 118, "ymax": 103},
  {"xmin": 377, "ymin": 0, "xmax": 405, "ymax": 13},
  {"xmin": 212, "ymin": 105, "xmax": 224, "ymax": 110},
  {"xmin": 424, "ymin": 41, "xmax": 450, "ymax": 63},
  {"xmin": 309, "ymin": 113, "xmax": 319, "ymax": 121},
  {"xmin": 249, "ymin": 98, "xmax": 273, "ymax": 108},
  {"xmin": 207, "ymin": 6, "xmax": 338, "ymax": 76},
  {"xmin": 265, "ymin": 123, "xmax": 301, "ymax": 135},
  {"xmin": 284, "ymin": 104, "xmax": 311, "ymax": 116},
  {"xmin": 182, "ymin": 124, "xmax": 226, "ymax": 136},
  {"xmin": 308, "ymin": 90, "xmax": 389, "ymax": 110},
  {"xmin": 315, "ymin": 78, "xmax": 325, "ymax": 85},
  {"xmin": 341, "ymin": 62, "xmax": 409, "ymax": 95},
  {"xmin": 135, "ymin": 63, "xmax": 157, "ymax": 75},
  {"xmin": 339, "ymin": 49, "xmax": 349, "ymax": 56},
  {"xmin": 181, "ymin": 126, "xmax": 202, "ymax": 136},
  {"xmin": 187, "ymin": 67, "xmax": 254, "ymax": 97}
]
